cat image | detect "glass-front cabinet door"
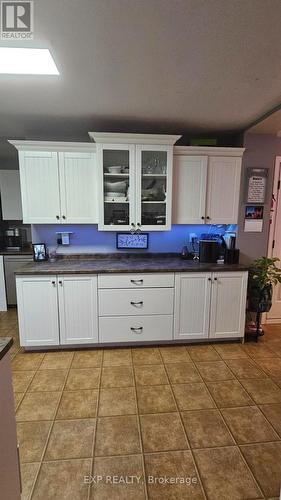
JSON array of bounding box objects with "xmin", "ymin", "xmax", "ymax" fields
[
  {"xmin": 136, "ymin": 145, "xmax": 173, "ymax": 231},
  {"xmin": 98, "ymin": 144, "xmax": 135, "ymax": 231}
]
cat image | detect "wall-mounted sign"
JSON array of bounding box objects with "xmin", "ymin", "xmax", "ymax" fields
[
  {"xmin": 116, "ymin": 233, "xmax": 149, "ymax": 249},
  {"xmin": 244, "ymin": 205, "xmax": 264, "ymax": 232},
  {"xmin": 245, "ymin": 168, "xmax": 268, "ymax": 204}
]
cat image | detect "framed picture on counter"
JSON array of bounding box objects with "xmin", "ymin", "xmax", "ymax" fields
[{"xmin": 32, "ymin": 243, "xmax": 48, "ymax": 262}]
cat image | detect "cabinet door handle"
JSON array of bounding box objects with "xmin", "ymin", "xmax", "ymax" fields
[
  {"xmin": 201, "ymin": 216, "xmax": 205, "ymax": 220},
  {"xmin": 208, "ymin": 278, "xmax": 212, "ymax": 281},
  {"xmin": 130, "ymin": 301, "xmax": 143, "ymax": 306},
  {"xmin": 130, "ymin": 279, "xmax": 143, "ymax": 284},
  {"xmin": 206, "ymin": 216, "xmax": 211, "ymax": 220},
  {"xmin": 130, "ymin": 223, "xmax": 135, "ymax": 234},
  {"xmin": 62, "ymin": 215, "xmax": 66, "ymax": 220},
  {"xmin": 59, "ymin": 280, "xmax": 63, "ymax": 286},
  {"xmin": 51, "ymin": 280, "xmax": 56, "ymax": 286},
  {"xmin": 56, "ymin": 215, "xmax": 60, "ymax": 220},
  {"xmin": 130, "ymin": 326, "xmax": 143, "ymax": 333},
  {"xmin": 214, "ymin": 277, "xmax": 218, "ymax": 281}
]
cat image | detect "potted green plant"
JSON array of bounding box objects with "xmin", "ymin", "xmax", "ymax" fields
[{"xmin": 248, "ymin": 257, "xmax": 281, "ymax": 312}]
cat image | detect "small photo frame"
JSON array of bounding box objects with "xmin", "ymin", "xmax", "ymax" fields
[
  {"xmin": 32, "ymin": 243, "xmax": 48, "ymax": 262},
  {"xmin": 116, "ymin": 233, "xmax": 149, "ymax": 249}
]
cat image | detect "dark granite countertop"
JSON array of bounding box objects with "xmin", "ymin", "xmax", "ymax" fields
[
  {"xmin": 0, "ymin": 337, "xmax": 13, "ymax": 361},
  {"xmin": 14, "ymin": 253, "xmax": 248, "ymax": 275}
]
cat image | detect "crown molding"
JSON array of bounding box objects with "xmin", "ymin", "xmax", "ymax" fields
[
  {"xmin": 89, "ymin": 132, "xmax": 182, "ymax": 145},
  {"xmin": 174, "ymin": 146, "xmax": 245, "ymax": 157},
  {"xmin": 8, "ymin": 140, "xmax": 96, "ymax": 153}
]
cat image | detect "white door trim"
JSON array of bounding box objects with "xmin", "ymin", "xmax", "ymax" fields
[{"xmin": 266, "ymin": 156, "xmax": 281, "ymax": 323}]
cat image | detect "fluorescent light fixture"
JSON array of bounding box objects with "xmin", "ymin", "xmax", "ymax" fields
[{"xmin": 0, "ymin": 47, "xmax": 59, "ymax": 75}]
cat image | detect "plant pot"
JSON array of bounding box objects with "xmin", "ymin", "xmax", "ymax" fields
[{"xmin": 248, "ymin": 284, "xmax": 273, "ymax": 313}]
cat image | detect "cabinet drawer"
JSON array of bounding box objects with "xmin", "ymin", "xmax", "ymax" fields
[
  {"xmin": 98, "ymin": 273, "xmax": 174, "ymax": 289},
  {"xmin": 99, "ymin": 315, "xmax": 173, "ymax": 343},
  {"xmin": 99, "ymin": 288, "xmax": 174, "ymax": 316}
]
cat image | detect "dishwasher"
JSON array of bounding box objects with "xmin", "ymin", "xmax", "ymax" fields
[{"xmin": 4, "ymin": 255, "xmax": 33, "ymax": 305}]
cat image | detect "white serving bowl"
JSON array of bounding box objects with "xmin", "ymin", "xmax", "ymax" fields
[
  {"xmin": 104, "ymin": 181, "xmax": 127, "ymax": 193},
  {"xmin": 107, "ymin": 166, "xmax": 123, "ymax": 174}
]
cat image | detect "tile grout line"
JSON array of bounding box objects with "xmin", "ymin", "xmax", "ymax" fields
[
  {"xmin": 159, "ymin": 349, "xmax": 209, "ymax": 500},
  {"xmin": 28, "ymin": 351, "xmax": 75, "ymax": 500},
  {"xmin": 198, "ymin": 361, "xmax": 267, "ymax": 499},
  {"xmin": 131, "ymin": 349, "xmax": 149, "ymax": 500},
  {"xmin": 88, "ymin": 348, "xmax": 104, "ymax": 500}
]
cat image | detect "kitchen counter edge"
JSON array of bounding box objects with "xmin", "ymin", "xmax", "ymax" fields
[{"xmin": 0, "ymin": 337, "xmax": 13, "ymax": 361}]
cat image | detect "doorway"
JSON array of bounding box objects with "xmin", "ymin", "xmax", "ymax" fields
[{"xmin": 266, "ymin": 156, "xmax": 281, "ymax": 322}]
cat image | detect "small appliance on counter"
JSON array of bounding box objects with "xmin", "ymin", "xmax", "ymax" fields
[
  {"xmin": 4, "ymin": 227, "xmax": 27, "ymax": 251},
  {"xmin": 199, "ymin": 240, "xmax": 219, "ymax": 263},
  {"xmin": 223, "ymin": 235, "xmax": 240, "ymax": 264}
]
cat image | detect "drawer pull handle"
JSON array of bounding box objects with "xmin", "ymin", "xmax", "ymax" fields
[
  {"xmin": 130, "ymin": 326, "xmax": 143, "ymax": 333},
  {"xmin": 130, "ymin": 301, "xmax": 143, "ymax": 306},
  {"xmin": 130, "ymin": 279, "xmax": 143, "ymax": 284}
]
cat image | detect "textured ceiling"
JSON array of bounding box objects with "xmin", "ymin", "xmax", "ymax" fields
[{"xmin": 1, "ymin": 0, "xmax": 281, "ymax": 165}]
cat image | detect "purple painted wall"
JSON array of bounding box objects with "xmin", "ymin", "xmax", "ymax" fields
[
  {"xmin": 237, "ymin": 132, "xmax": 281, "ymax": 264},
  {"xmin": 32, "ymin": 224, "xmax": 231, "ymax": 254}
]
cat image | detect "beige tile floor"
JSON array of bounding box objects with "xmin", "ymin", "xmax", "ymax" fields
[{"xmin": 1, "ymin": 309, "xmax": 281, "ymax": 500}]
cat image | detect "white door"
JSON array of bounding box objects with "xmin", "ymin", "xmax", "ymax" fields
[
  {"xmin": 19, "ymin": 151, "xmax": 61, "ymax": 223},
  {"xmin": 58, "ymin": 275, "xmax": 98, "ymax": 344},
  {"xmin": 206, "ymin": 156, "xmax": 242, "ymax": 224},
  {"xmin": 172, "ymin": 155, "xmax": 207, "ymax": 224},
  {"xmin": 267, "ymin": 158, "xmax": 281, "ymax": 321},
  {"xmin": 98, "ymin": 144, "xmax": 135, "ymax": 231},
  {"xmin": 0, "ymin": 170, "xmax": 22, "ymax": 220},
  {"xmin": 135, "ymin": 145, "xmax": 173, "ymax": 231},
  {"xmin": 16, "ymin": 276, "xmax": 60, "ymax": 346},
  {"xmin": 59, "ymin": 152, "xmax": 98, "ymax": 223},
  {"xmin": 209, "ymin": 272, "xmax": 248, "ymax": 339},
  {"xmin": 174, "ymin": 273, "xmax": 212, "ymax": 339}
]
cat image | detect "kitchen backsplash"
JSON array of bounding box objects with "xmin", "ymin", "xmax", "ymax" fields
[{"xmin": 31, "ymin": 224, "xmax": 237, "ymax": 254}]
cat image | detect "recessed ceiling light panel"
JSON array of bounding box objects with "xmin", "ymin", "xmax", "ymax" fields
[{"xmin": 0, "ymin": 47, "xmax": 59, "ymax": 75}]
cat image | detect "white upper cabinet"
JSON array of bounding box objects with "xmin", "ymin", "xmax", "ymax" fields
[
  {"xmin": 90, "ymin": 133, "xmax": 181, "ymax": 231},
  {"xmin": 173, "ymin": 147, "xmax": 244, "ymax": 225},
  {"xmin": 9, "ymin": 142, "xmax": 98, "ymax": 224},
  {"xmin": 173, "ymin": 156, "xmax": 207, "ymax": 224},
  {"xmin": 0, "ymin": 170, "xmax": 23, "ymax": 220},
  {"xmin": 19, "ymin": 150, "xmax": 61, "ymax": 224},
  {"xmin": 206, "ymin": 156, "xmax": 242, "ymax": 224},
  {"xmin": 59, "ymin": 151, "xmax": 98, "ymax": 223}
]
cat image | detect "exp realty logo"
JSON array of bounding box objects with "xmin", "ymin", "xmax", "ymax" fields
[{"xmin": 1, "ymin": 1, "xmax": 33, "ymax": 39}]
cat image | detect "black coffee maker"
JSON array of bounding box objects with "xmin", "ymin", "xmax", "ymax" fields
[{"xmin": 199, "ymin": 240, "xmax": 219, "ymax": 263}]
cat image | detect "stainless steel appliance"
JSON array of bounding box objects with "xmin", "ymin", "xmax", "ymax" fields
[
  {"xmin": 199, "ymin": 240, "xmax": 219, "ymax": 263},
  {"xmin": 4, "ymin": 228, "xmax": 27, "ymax": 251}
]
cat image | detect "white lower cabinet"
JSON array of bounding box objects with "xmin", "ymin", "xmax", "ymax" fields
[
  {"xmin": 99, "ymin": 315, "xmax": 173, "ymax": 343},
  {"xmin": 174, "ymin": 273, "xmax": 212, "ymax": 340},
  {"xmin": 16, "ymin": 270, "xmax": 248, "ymax": 348},
  {"xmin": 16, "ymin": 276, "xmax": 60, "ymax": 347},
  {"xmin": 174, "ymin": 271, "xmax": 248, "ymax": 340},
  {"xmin": 16, "ymin": 275, "xmax": 98, "ymax": 347},
  {"xmin": 209, "ymin": 272, "xmax": 248, "ymax": 339},
  {"xmin": 98, "ymin": 288, "xmax": 174, "ymax": 317},
  {"xmin": 58, "ymin": 276, "xmax": 98, "ymax": 345}
]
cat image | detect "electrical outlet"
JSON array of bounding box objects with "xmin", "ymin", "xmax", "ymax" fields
[{"xmin": 189, "ymin": 233, "xmax": 197, "ymax": 243}]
